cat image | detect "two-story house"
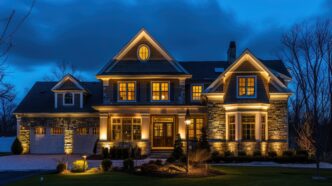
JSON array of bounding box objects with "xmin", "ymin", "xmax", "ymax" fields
[{"xmin": 14, "ymin": 29, "xmax": 292, "ymax": 156}]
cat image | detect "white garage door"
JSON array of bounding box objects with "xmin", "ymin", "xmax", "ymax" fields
[{"xmin": 30, "ymin": 128, "xmax": 64, "ymax": 154}]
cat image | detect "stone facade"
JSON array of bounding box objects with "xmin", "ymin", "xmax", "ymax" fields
[
  {"xmin": 19, "ymin": 129, "xmax": 30, "ymax": 154},
  {"xmin": 207, "ymin": 102, "xmax": 226, "ymax": 140}
]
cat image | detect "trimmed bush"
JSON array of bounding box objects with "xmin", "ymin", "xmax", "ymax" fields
[
  {"xmin": 296, "ymin": 150, "xmax": 309, "ymax": 157},
  {"xmin": 211, "ymin": 151, "xmax": 222, "ymax": 163},
  {"xmin": 71, "ymin": 160, "xmax": 88, "ymax": 173},
  {"xmin": 56, "ymin": 163, "xmax": 67, "ymax": 173},
  {"xmin": 123, "ymin": 158, "xmax": 134, "ymax": 171},
  {"xmin": 11, "ymin": 137, "xmax": 23, "ymax": 155},
  {"xmin": 102, "ymin": 147, "xmax": 110, "ymax": 159},
  {"xmin": 224, "ymin": 150, "xmax": 234, "ymax": 157},
  {"xmin": 238, "ymin": 151, "xmax": 246, "ymax": 157},
  {"xmin": 141, "ymin": 163, "xmax": 159, "ymax": 173},
  {"xmin": 268, "ymin": 151, "xmax": 277, "ymax": 158},
  {"xmin": 101, "ymin": 159, "xmax": 112, "ymax": 172},
  {"xmin": 282, "ymin": 150, "xmax": 295, "ymax": 157},
  {"xmin": 253, "ymin": 150, "xmax": 262, "ymax": 157},
  {"xmin": 155, "ymin": 159, "xmax": 163, "ymax": 166},
  {"xmin": 166, "ymin": 156, "xmax": 176, "ymax": 163}
]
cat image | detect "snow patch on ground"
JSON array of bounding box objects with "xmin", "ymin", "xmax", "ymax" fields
[{"xmin": 0, "ymin": 137, "xmax": 15, "ymax": 152}]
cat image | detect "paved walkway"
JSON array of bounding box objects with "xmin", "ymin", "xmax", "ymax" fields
[
  {"xmin": 213, "ymin": 161, "xmax": 332, "ymax": 169},
  {"xmin": 1, "ymin": 155, "xmax": 332, "ymax": 171}
]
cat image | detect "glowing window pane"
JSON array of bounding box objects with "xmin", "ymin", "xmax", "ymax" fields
[
  {"xmin": 152, "ymin": 82, "xmax": 169, "ymax": 101},
  {"xmin": 118, "ymin": 82, "xmax": 135, "ymax": 101},
  {"xmin": 138, "ymin": 45, "xmax": 150, "ymax": 61},
  {"xmin": 237, "ymin": 77, "xmax": 256, "ymax": 97},
  {"xmin": 192, "ymin": 85, "xmax": 203, "ymax": 101}
]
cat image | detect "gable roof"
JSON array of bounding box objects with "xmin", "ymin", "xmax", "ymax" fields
[
  {"xmin": 205, "ymin": 49, "xmax": 291, "ymax": 93},
  {"xmin": 14, "ymin": 81, "xmax": 103, "ymax": 113},
  {"xmin": 97, "ymin": 28, "xmax": 189, "ymax": 77},
  {"xmin": 52, "ymin": 74, "xmax": 86, "ymax": 92}
]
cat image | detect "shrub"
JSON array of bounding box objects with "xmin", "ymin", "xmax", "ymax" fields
[
  {"xmin": 56, "ymin": 163, "xmax": 67, "ymax": 173},
  {"xmin": 93, "ymin": 138, "xmax": 99, "ymax": 155},
  {"xmin": 211, "ymin": 151, "xmax": 221, "ymax": 163},
  {"xmin": 141, "ymin": 163, "xmax": 159, "ymax": 173},
  {"xmin": 102, "ymin": 147, "xmax": 110, "ymax": 159},
  {"xmin": 282, "ymin": 150, "xmax": 295, "ymax": 157},
  {"xmin": 224, "ymin": 150, "xmax": 234, "ymax": 157},
  {"xmin": 238, "ymin": 151, "xmax": 246, "ymax": 157},
  {"xmin": 155, "ymin": 159, "xmax": 163, "ymax": 166},
  {"xmin": 11, "ymin": 137, "xmax": 23, "ymax": 155},
  {"xmin": 197, "ymin": 126, "xmax": 210, "ymax": 152},
  {"xmin": 268, "ymin": 151, "xmax": 277, "ymax": 158},
  {"xmin": 253, "ymin": 150, "xmax": 262, "ymax": 157},
  {"xmin": 166, "ymin": 156, "xmax": 176, "ymax": 163},
  {"xmin": 71, "ymin": 160, "xmax": 88, "ymax": 173},
  {"xmin": 101, "ymin": 159, "xmax": 112, "ymax": 172},
  {"xmin": 296, "ymin": 150, "xmax": 309, "ymax": 157},
  {"xmin": 123, "ymin": 158, "xmax": 134, "ymax": 171},
  {"xmin": 169, "ymin": 134, "xmax": 184, "ymax": 161}
]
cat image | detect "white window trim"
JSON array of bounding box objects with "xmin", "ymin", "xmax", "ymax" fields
[
  {"xmin": 63, "ymin": 92, "xmax": 75, "ymax": 106},
  {"xmin": 150, "ymin": 81, "xmax": 171, "ymax": 102},
  {"xmin": 110, "ymin": 117, "xmax": 142, "ymax": 141},
  {"xmin": 117, "ymin": 81, "xmax": 137, "ymax": 102},
  {"xmin": 236, "ymin": 75, "xmax": 257, "ymax": 99},
  {"xmin": 137, "ymin": 44, "xmax": 150, "ymax": 61},
  {"xmin": 191, "ymin": 83, "xmax": 204, "ymax": 102}
]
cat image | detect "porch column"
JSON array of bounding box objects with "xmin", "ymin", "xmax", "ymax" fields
[
  {"xmin": 99, "ymin": 113, "xmax": 109, "ymax": 140},
  {"xmin": 141, "ymin": 114, "xmax": 150, "ymax": 140},
  {"xmin": 178, "ymin": 114, "xmax": 186, "ymax": 139},
  {"xmin": 16, "ymin": 115, "xmax": 21, "ymax": 137},
  {"xmin": 256, "ymin": 113, "xmax": 262, "ymax": 141},
  {"xmin": 235, "ymin": 113, "xmax": 241, "ymax": 141}
]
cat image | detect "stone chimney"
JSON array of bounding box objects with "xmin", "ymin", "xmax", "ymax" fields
[{"xmin": 227, "ymin": 41, "xmax": 236, "ymax": 64}]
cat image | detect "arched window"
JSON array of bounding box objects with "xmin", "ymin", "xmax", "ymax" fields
[
  {"xmin": 137, "ymin": 44, "xmax": 150, "ymax": 61},
  {"xmin": 64, "ymin": 93, "xmax": 74, "ymax": 105}
]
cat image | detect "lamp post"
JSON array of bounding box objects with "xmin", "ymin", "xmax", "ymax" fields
[
  {"xmin": 82, "ymin": 155, "xmax": 87, "ymax": 172},
  {"xmin": 185, "ymin": 109, "xmax": 191, "ymax": 175}
]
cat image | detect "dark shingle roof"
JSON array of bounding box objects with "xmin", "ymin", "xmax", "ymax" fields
[
  {"xmin": 180, "ymin": 60, "xmax": 291, "ymax": 80},
  {"xmin": 14, "ymin": 82, "xmax": 103, "ymax": 113},
  {"xmin": 179, "ymin": 61, "xmax": 228, "ymax": 80},
  {"xmin": 99, "ymin": 60, "xmax": 188, "ymax": 75}
]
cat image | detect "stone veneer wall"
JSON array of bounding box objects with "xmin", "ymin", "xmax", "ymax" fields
[
  {"xmin": 19, "ymin": 129, "xmax": 30, "ymax": 154},
  {"xmin": 267, "ymin": 100, "xmax": 288, "ymax": 155},
  {"xmin": 19, "ymin": 117, "xmax": 99, "ymax": 154},
  {"xmin": 206, "ymin": 99, "xmax": 288, "ymax": 156}
]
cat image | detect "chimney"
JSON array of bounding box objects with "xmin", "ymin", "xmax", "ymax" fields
[{"xmin": 227, "ymin": 41, "xmax": 236, "ymax": 64}]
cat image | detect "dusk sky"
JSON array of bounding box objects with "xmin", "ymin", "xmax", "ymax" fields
[{"xmin": 1, "ymin": 0, "xmax": 331, "ymax": 101}]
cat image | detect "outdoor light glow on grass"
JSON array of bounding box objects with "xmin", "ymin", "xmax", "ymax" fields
[{"xmin": 7, "ymin": 166, "xmax": 332, "ymax": 186}]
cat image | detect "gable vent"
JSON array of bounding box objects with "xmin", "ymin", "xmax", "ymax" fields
[{"xmin": 214, "ymin": 68, "xmax": 224, "ymax": 72}]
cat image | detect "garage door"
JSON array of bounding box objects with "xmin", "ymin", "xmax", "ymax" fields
[
  {"xmin": 73, "ymin": 128, "xmax": 98, "ymax": 154},
  {"xmin": 30, "ymin": 128, "xmax": 64, "ymax": 154}
]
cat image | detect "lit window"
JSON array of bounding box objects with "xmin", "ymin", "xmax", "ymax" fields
[
  {"xmin": 237, "ymin": 76, "xmax": 256, "ymax": 97},
  {"xmin": 111, "ymin": 118, "xmax": 142, "ymax": 141},
  {"xmin": 92, "ymin": 127, "xmax": 99, "ymax": 135},
  {"xmin": 261, "ymin": 115, "xmax": 266, "ymax": 141},
  {"xmin": 152, "ymin": 82, "xmax": 169, "ymax": 101},
  {"xmin": 241, "ymin": 115, "xmax": 255, "ymax": 140},
  {"xmin": 189, "ymin": 118, "xmax": 204, "ymax": 140},
  {"xmin": 137, "ymin": 44, "xmax": 150, "ymax": 61},
  {"xmin": 228, "ymin": 115, "xmax": 235, "ymax": 141},
  {"xmin": 118, "ymin": 82, "xmax": 136, "ymax": 101},
  {"xmin": 51, "ymin": 128, "xmax": 63, "ymax": 135},
  {"xmin": 76, "ymin": 127, "xmax": 89, "ymax": 135},
  {"xmin": 192, "ymin": 85, "xmax": 203, "ymax": 101},
  {"xmin": 34, "ymin": 127, "xmax": 45, "ymax": 135},
  {"xmin": 64, "ymin": 93, "xmax": 74, "ymax": 105}
]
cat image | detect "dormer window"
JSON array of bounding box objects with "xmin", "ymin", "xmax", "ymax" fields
[
  {"xmin": 137, "ymin": 44, "xmax": 150, "ymax": 61},
  {"xmin": 63, "ymin": 92, "xmax": 74, "ymax": 105},
  {"xmin": 237, "ymin": 76, "xmax": 256, "ymax": 98},
  {"xmin": 191, "ymin": 84, "xmax": 203, "ymax": 101}
]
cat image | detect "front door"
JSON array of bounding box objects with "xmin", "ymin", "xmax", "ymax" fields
[{"xmin": 152, "ymin": 117, "xmax": 174, "ymax": 148}]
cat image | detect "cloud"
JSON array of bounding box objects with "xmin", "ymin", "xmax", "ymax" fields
[{"xmin": 4, "ymin": 0, "xmax": 253, "ymax": 73}]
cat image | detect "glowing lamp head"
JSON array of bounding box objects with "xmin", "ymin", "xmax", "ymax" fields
[
  {"xmin": 82, "ymin": 155, "xmax": 87, "ymax": 160},
  {"xmin": 185, "ymin": 109, "xmax": 191, "ymax": 126}
]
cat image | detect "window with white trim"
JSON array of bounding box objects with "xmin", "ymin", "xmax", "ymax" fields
[
  {"xmin": 118, "ymin": 82, "xmax": 136, "ymax": 101},
  {"xmin": 111, "ymin": 118, "xmax": 142, "ymax": 141},
  {"xmin": 241, "ymin": 115, "xmax": 255, "ymax": 140},
  {"xmin": 151, "ymin": 82, "xmax": 169, "ymax": 101},
  {"xmin": 228, "ymin": 115, "xmax": 236, "ymax": 141},
  {"xmin": 191, "ymin": 84, "xmax": 203, "ymax": 101},
  {"xmin": 64, "ymin": 93, "xmax": 74, "ymax": 105},
  {"xmin": 237, "ymin": 76, "xmax": 256, "ymax": 98}
]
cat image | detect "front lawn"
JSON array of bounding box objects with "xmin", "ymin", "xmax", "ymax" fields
[{"xmin": 7, "ymin": 166, "xmax": 332, "ymax": 186}]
